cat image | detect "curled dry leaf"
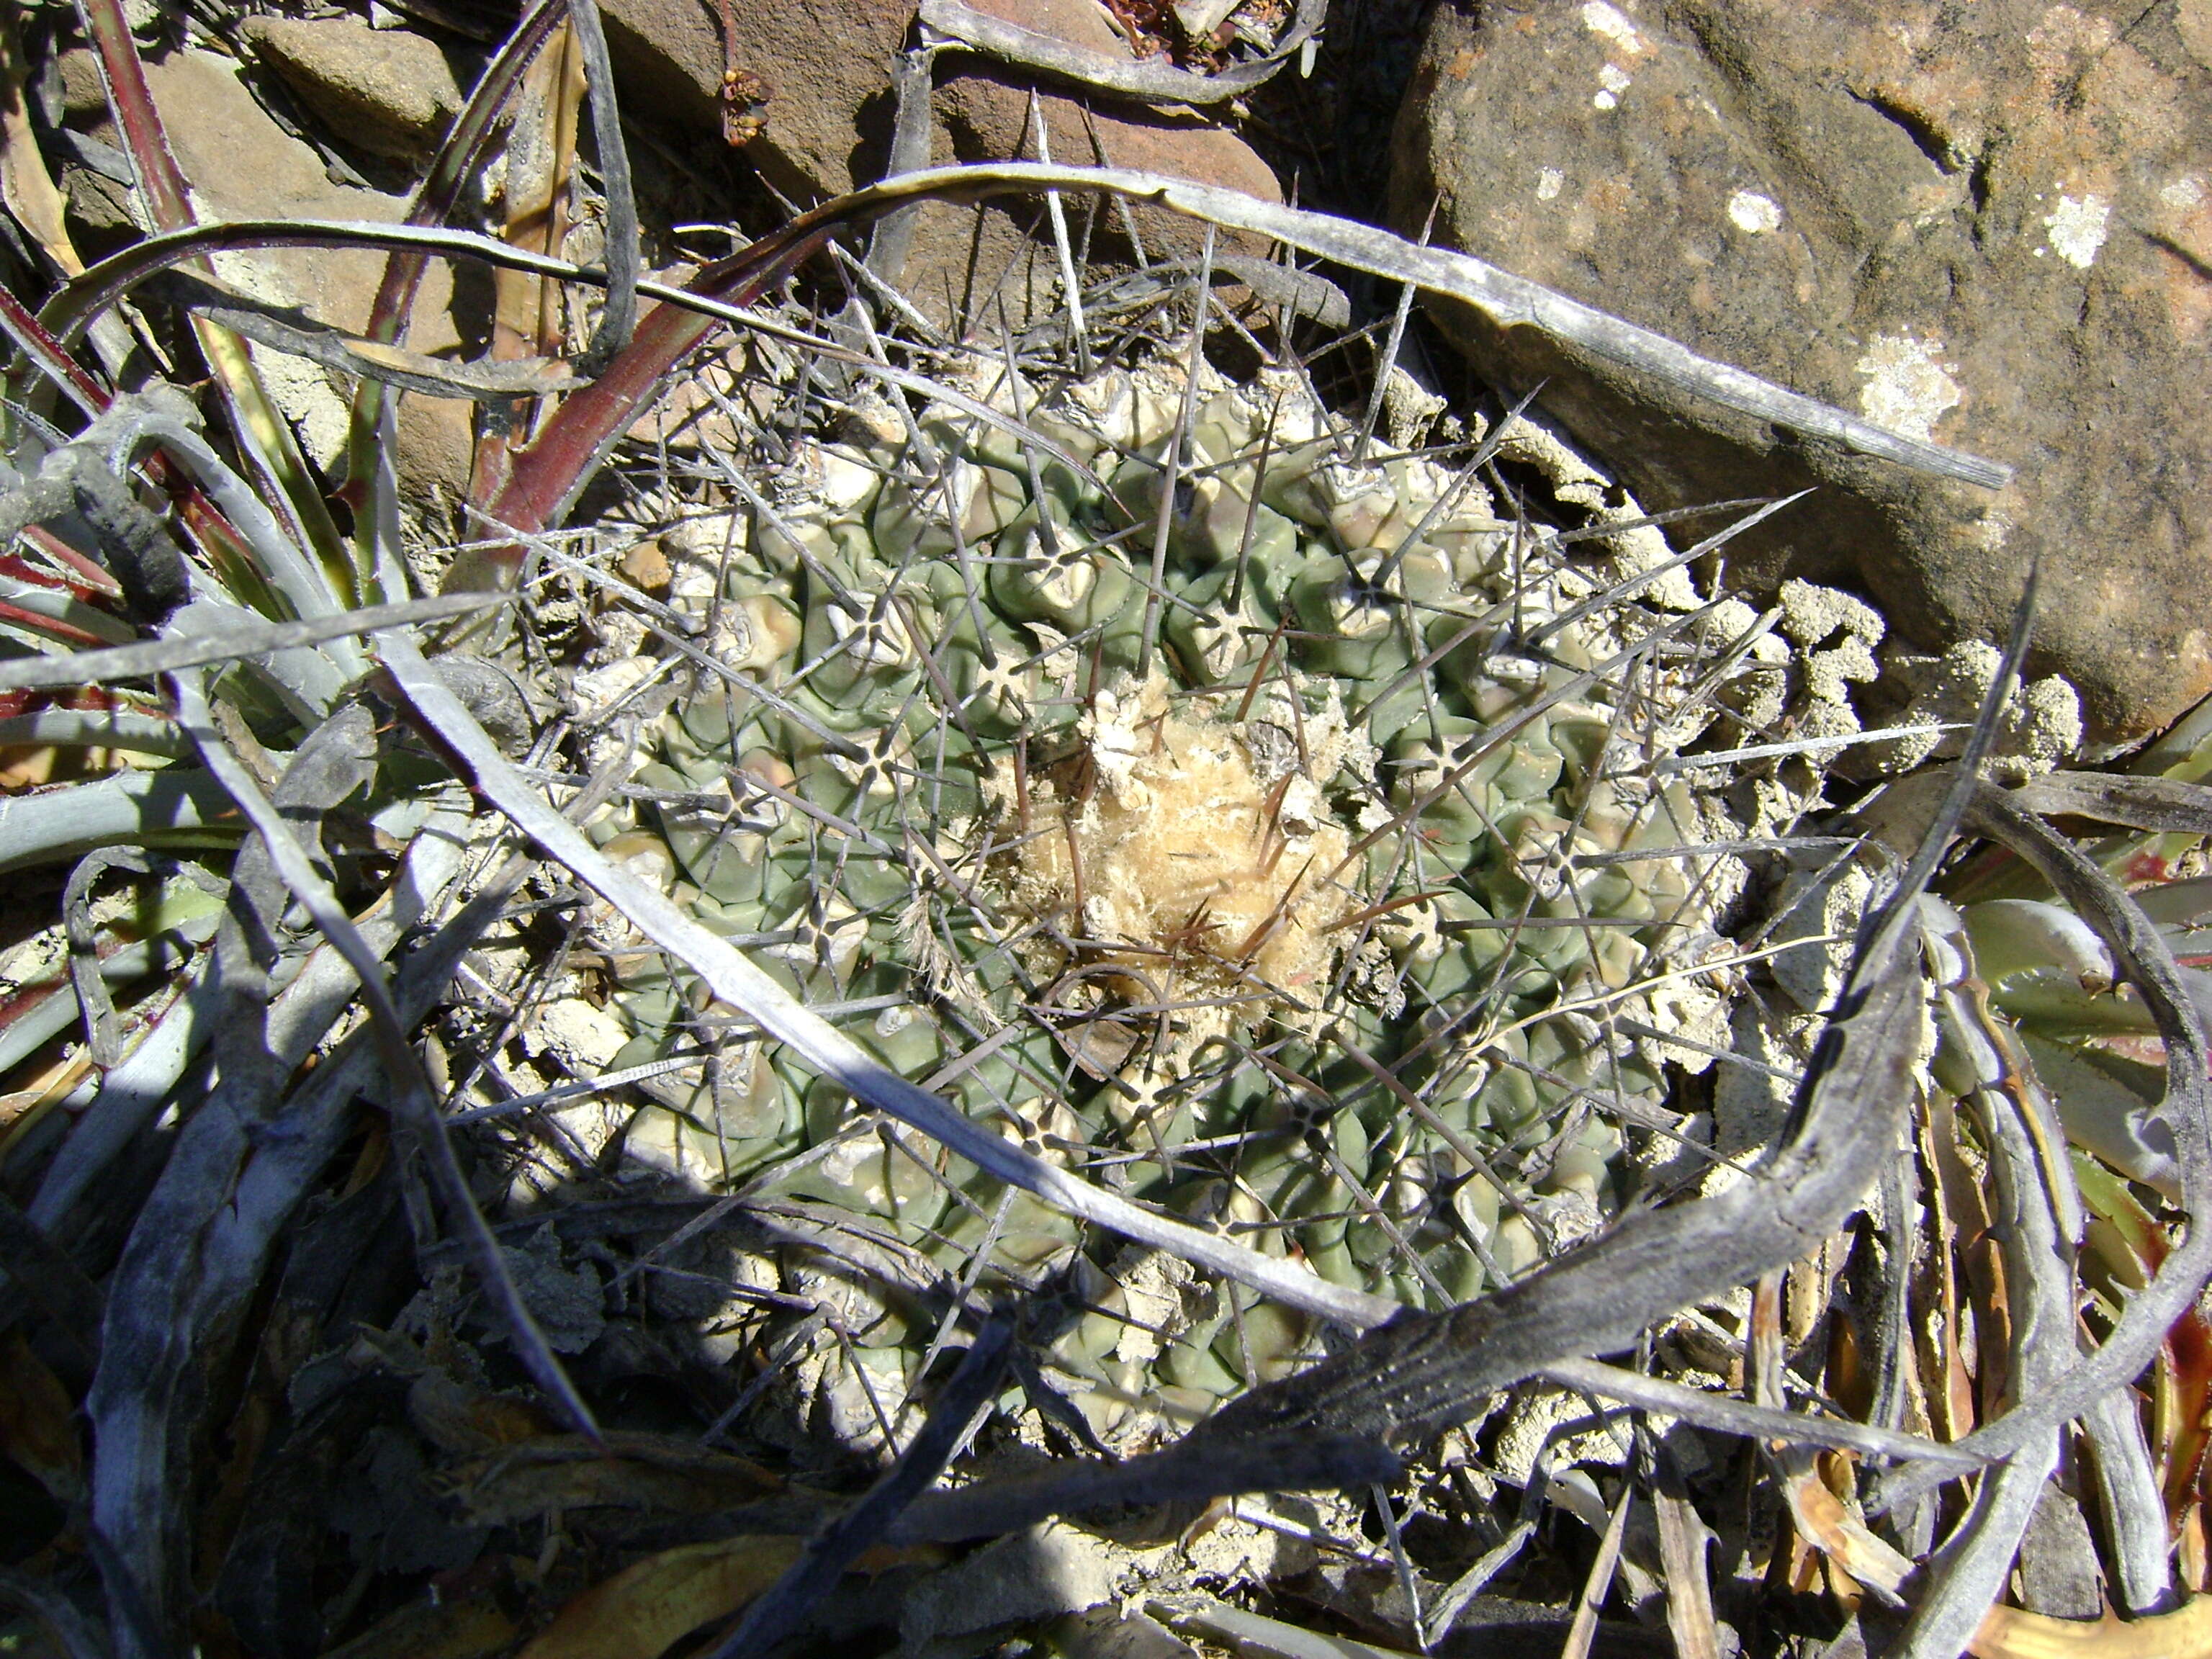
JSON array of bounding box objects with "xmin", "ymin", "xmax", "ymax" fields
[
  {"xmin": 517, "ymin": 1536, "xmax": 943, "ymax": 1659},
  {"xmin": 1972, "ymin": 1599, "xmax": 2212, "ymax": 1659},
  {"xmin": 451, "ymin": 1431, "xmax": 783, "ymax": 1527},
  {"xmin": 315, "ymin": 1592, "xmax": 519, "ymax": 1659}
]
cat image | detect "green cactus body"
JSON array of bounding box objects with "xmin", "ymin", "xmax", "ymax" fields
[{"xmin": 592, "ymin": 353, "xmax": 1741, "ymax": 1433}]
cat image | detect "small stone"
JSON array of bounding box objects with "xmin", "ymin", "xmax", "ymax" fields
[
  {"xmin": 900, "ymin": 1524, "xmax": 1115, "ymax": 1645},
  {"xmin": 2014, "ymin": 1483, "xmax": 2104, "ymax": 1620},
  {"xmin": 619, "ymin": 540, "xmax": 674, "ymax": 593},
  {"xmin": 242, "ymin": 15, "xmax": 467, "ymax": 162},
  {"xmin": 1491, "ymin": 1384, "xmax": 1632, "ymax": 1486},
  {"xmin": 1174, "ymin": 0, "xmax": 1240, "ymax": 40},
  {"xmin": 571, "ymin": 654, "xmax": 662, "ymax": 724},
  {"xmin": 521, "ymin": 996, "xmax": 630, "ymax": 1076}
]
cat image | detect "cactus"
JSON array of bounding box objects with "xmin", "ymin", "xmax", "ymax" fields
[{"xmin": 583, "ymin": 351, "xmax": 1779, "ymax": 1442}]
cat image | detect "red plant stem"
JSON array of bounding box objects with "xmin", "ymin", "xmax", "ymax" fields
[
  {"xmin": 0, "ymin": 283, "xmax": 109, "ymax": 414},
  {"xmin": 0, "ymin": 686, "xmax": 147, "ymax": 719},
  {"xmin": 53, "ymin": 0, "xmax": 307, "ymax": 616},
  {"xmin": 71, "ymin": 0, "xmax": 192, "ymax": 231},
  {"xmin": 480, "ymin": 220, "xmax": 846, "ymax": 544},
  {"xmin": 2, "ymin": 287, "xmax": 271, "ymax": 610},
  {"xmin": 337, "ymin": 0, "xmax": 568, "ymax": 518},
  {"xmin": 6, "ymin": 533, "xmax": 125, "ymax": 599},
  {"xmin": 0, "ymin": 602, "xmax": 114, "ymax": 649},
  {"xmin": 367, "ymin": 0, "xmax": 566, "ymax": 346}
]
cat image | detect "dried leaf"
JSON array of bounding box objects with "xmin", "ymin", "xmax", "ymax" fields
[
  {"xmin": 917, "ymin": 0, "xmax": 1324, "ymax": 104},
  {"xmin": 148, "ymin": 269, "xmax": 586, "ymax": 400},
  {"xmin": 0, "ymin": 1330, "xmax": 83, "ymax": 1505},
  {"xmin": 0, "ymin": 4, "xmax": 81, "ymax": 276},
  {"xmin": 451, "ymin": 1432, "xmax": 782, "ymax": 1526},
  {"xmin": 518, "ymin": 1537, "xmax": 938, "ymax": 1659},
  {"xmin": 401, "ymin": 1362, "xmax": 563, "ymax": 1455},
  {"xmin": 1562, "ymin": 1490, "xmax": 1633, "ymax": 1659},
  {"xmin": 1971, "ymin": 1599, "xmax": 2212, "ymax": 1659},
  {"xmin": 518, "ymin": 1538, "xmax": 801, "ymax": 1659},
  {"xmin": 1915, "ymin": 1101, "xmax": 1979, "ymax": 1442},
  {"xmin": 1779, "ymin": 1470, "xmax": 1914, "ymax": 1599},
  {"xmin": 317, "ymin": 1590, "xmax": 518, "ymax": 1659},
  {"xmin": 1651, "ymin": 1474, "xmax": 1721, "ymax": 1659},
  {"xmin": 1752, "ymin": 1278, "xmax": 1915, "ymax": 1604},
  {"xmin": 1152, "ymin": 1591, "xmax": 1425, "ymax": 1659}
]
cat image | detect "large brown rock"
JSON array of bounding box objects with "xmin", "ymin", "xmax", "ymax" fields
[
  {"xmin": 239, "ymin": 15, "xmax": 468, "ymax": 163},
  {"xmin": 595, "ymin": 0, "xmax": 1284, "ymax": 324},
  {"xmin": 1390, "ymin": 0, "xmax": 2212, "ymax": 746}
]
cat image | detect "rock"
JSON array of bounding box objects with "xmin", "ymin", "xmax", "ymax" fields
[
  {"xmin": 391, "ymin": 392, "xmax": 475, "ymax": 543},
  {"xmin": 1390, "ymin": 0, "xmax": 2212, "ymax": 747},
  {"xmin": 899, "ymin": 1523, "xmax": 1114, "ymax": 1645},
  {"xmin": 596, "ymin": 0, "xmax": 1283, "ymax": 325},
  {"xmin": 52, "ymin": 49, "xmax": 154, "ymax": 259},
  {"xmin": 55, "ymin": 158, "xmax": 140, "ymax": 261},
  {"xmin": 2013, "ymin": 1483, "xmax": 2104, "ymax": 1619},
  {"xmin": 240, "ymin": 15, "xmax": 468, "ymax": 163},
  {"xmin": 53, "ymin": 46, "xmax": 112, "ymax": 121}
]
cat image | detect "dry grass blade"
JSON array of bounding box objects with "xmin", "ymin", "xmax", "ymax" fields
[
  {"xmin": 165, "ymin": 671, "xmax": 601, "ymax": 1442},
  {"xmin": 1561, "ymin": 1486, "xmax": 1633, "ymax": 1659},
  {"xmin": 1649, "ymin": 1444, "xmax": 1722, "ymax": 1659},
  {"xmin": 563, "ymin": 0, "xmax": 637, "ymax": 373},
  {"xmin": 917, "ymin": 0, "xmax": 1326, "ymax": 104},
  {"xmin": 149, "ymin": 269, "xmax": 585, "ymax": 399},
  {"xmin": 1154, "ymin": 1592, "xmax": 1423, "ymax": 1659},
  {"xmin": 2008, "ymin": 773, "xmax": 2212, "ymax": 835},
  {"xmin": 1892, "ymin": 786, "xmax": 2212, "ymax": 1470},
  {"xmin": 32, "ymin": 168, "xmax": 1992, "ymax": 559},
  {"xmin": 743, "ymin": 163, "xmax": 2013, "ymax": 487},
  {"xmin": 0, "ymin": 591, "xmax": 505, "ymax": 692},
  {"xmin": 881, "ymin": 1433, "xmax": 1399, "ymax": 1544},
  {"xmin": 467, "ymin": 158, "xmax": 2011, "ymax": 536},
  {"xmin": 1538, "ymin": 1359, "xmax": 1981, "ymax": 1468}
]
